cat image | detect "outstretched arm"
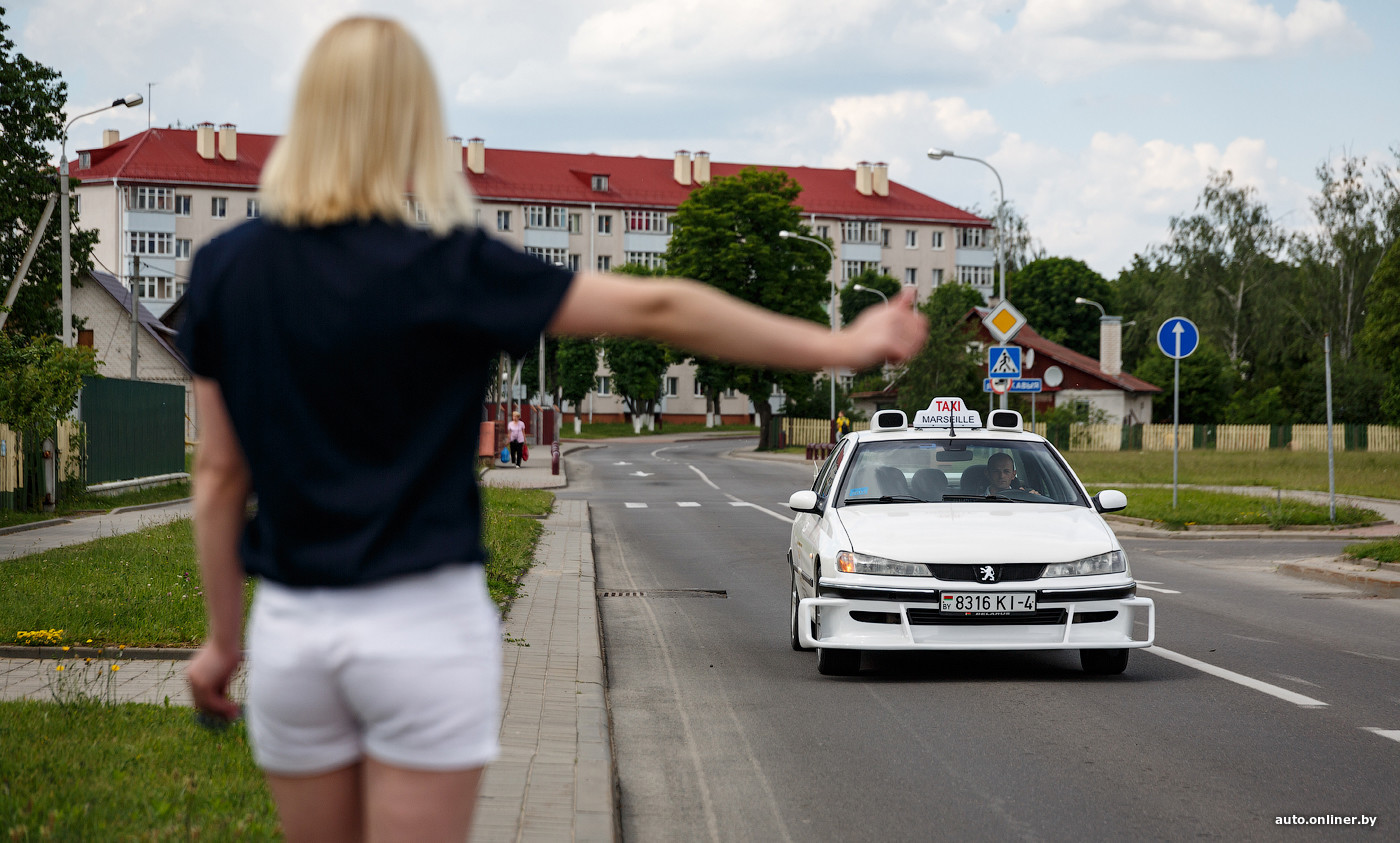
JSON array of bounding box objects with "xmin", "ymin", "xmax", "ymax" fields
[{"xmin": 547, "ymin": 271, "xmax": 927, "ymax": 371}]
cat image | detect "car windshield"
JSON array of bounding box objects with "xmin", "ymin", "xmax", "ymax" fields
[{"xmin": 837, "ymin": 439, "xmax": 1087, "ymax": 506}]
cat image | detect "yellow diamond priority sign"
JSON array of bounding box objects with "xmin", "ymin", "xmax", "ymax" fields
[{"xmin": 982, "ymin": 300, "xmax": 1026, "ymax": 343}]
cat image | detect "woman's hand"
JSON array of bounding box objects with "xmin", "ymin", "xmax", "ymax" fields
[{"xmin": 187, "ymin": 642, "xmax": 243, "ymax": 722}]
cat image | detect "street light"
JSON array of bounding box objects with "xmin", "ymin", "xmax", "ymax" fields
[
  {"xmin": 850, "ymin": 283, "xmax": 888, "ymax": 305},
  {"xmin": 778, "ymin": 229, "xmax": 839, "ymax": 426},
  {"xmin": 59, "ymin": 94, "xmax": 143, "ymax": 347},
  {"xmin": 1073, "ymin": 296, "xmax": 1106, "ymax": 317},
  {"xmin": 928, "ymin": 146, "xmax": 1007, "ymax": 408}
]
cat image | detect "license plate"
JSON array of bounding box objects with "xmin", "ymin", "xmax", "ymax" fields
[{"xmin": 940, "ymin": 592, "xmax": 1036, "ymax": 614}]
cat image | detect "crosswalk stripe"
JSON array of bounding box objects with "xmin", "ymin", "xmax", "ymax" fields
[
  {"xmin": 677, "ymin": 502, "xmax": 701, "ymax": 507},
  {"xmin": 624, "ymin": 502, "xmax": 648, "ymax": 509}
]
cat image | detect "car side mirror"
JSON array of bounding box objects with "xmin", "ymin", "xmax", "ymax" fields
[
  {"xmin": 788, "ymin": 490, "xmax": 820, "ymax": 513},
  {"xmin": 1094, "ymin": 490, "xmax": 1128, "ymax": 513}
]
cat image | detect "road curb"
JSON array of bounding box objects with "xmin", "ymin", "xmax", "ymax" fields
[
  {"xmin": 1276, "ymin": 557, "xmax": 1400, "ymax": 597},
  {"xmin": 0, "ymin": 645, "xmax": 199, "ymax": 661}
]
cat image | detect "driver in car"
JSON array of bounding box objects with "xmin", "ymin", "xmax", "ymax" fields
[{"xmin": 984, "ymin": 452, "xmax": 1039, "ymax": 496}]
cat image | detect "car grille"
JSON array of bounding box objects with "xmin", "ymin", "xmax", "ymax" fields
[
  {"xmin": 925, "ymin": 563, "xmax": 1046, "ymax": 582},
  {"xmin": 907, "ymin": 608, "xmax": 1068, "ymax": 625}
]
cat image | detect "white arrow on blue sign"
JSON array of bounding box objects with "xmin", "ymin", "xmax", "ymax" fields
[{"xmin": 1157, "ymin": 317, "xmax": 1199, "ymax": 360}]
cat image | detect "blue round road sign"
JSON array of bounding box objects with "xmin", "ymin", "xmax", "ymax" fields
[{"xmin": 1157, "ymin": 317, "xmax": 1199, "ymax": 359}]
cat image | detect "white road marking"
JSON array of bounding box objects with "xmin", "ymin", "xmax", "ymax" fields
[
  {"xmin": 1136, "ymin": 583, "xmax": 1181, "ymax": 594},
  {"xmin": 1146, "ymin": 646, "xmax": 1328, "ymax": 708},
  {"xmin": 1345, "ymin": 651, "xmax": 1400, "ymax": 663},
  {"xmin": 624, "ymin": 503, "xmax": 648, "ymax": 509},
  {"xmin": 612, "ymin": 461, "xmax": 632, "ymax": 466},
  {"xmin": 1271, "ymin": 673, "xmax": 1323, "ymax": 688},
  {"xmin": 678, "ymin": 502, "xmax": 701, "ymax": 507},
  {"xmin": 651, "ymin": 445, "xmax": 687, "ymax": 461},
  {"xmin": 1362, "ymin": 727, "xmax": 1400, "ymax": 744},
  {"xmin": 687, "ymin": 465, "xmax": 720, "ymax": 490},
  {"xmin": 725, "ymin": 494, "xmax": 794, "ymax": 525},
  {"xmin": 629, "ymin": 471, "xmax": 654, "ymax": 477},
  {"xmin": 1228, "ymin": 633, "xmax": 1278, "ymax": 644}
]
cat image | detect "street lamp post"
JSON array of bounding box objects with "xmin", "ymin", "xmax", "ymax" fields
[
  {"xmin": 850, "ymin": 283, "xmax": 888, "ymax": 305},
  {"xmin": 778, "ymin": 230, "xmax": 839, "ymax": 431},
  {"xmin": 927, "ymin": 147, "xmax": 1007, "ymax": 407},
  {"xmin": 59, "ymin": 94, "xmax": 143, "ymax": 347}
]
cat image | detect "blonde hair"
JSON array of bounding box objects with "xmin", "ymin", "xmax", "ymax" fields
[{"xmin": 260, "ymin": 17, "xmax": 476, "ymax": 234}]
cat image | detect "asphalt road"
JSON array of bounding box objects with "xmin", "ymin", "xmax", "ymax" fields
[{"xmin": 559, "ymin": 438, "xmax": 1399, "ymax": 842}]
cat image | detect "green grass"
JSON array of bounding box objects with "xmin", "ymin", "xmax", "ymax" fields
[
  {"xmin": 1344, "ymin": 539, "xmax": 1400, "ymax": 564},
  {"xmin": 1089, "ymin": 486, "xmax": 1379, "ymax": 530},
  {"xmin": 0, "ymin": 479, "xmax": 191, "ymax": 531},
  {"xmin": 1066, "ymin": 450, "xmax": 1400, "ymax": 500},
  {"xmin": 562, "ymin": 421, "xmax": 759, "ymax": 439},
  {"xmin": 0, "ymin": 700, "xmax": 279, "ymax": 840}
]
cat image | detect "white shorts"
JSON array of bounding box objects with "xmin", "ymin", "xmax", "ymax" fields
[{"xmin": 245, "ymin": 564, "xmax": 502, "ymax": 776}]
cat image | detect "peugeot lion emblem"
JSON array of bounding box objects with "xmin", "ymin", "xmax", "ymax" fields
[{"xmin": 977, "ymin": 565, "xmax": 999, "ymax": 583}]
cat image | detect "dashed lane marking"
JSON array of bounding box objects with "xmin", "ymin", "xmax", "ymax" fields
[
  {"xmin": 725, "ymin": 495, "xmax": 795, "ymax": 525},
  {"xmin": 1147, "ymin": 646, "xmax": 1328, "ymax": 708},
  {"xmin": 1136, "ymin": 581, "xmax": 1181, "ymax": 594},
  {"xmin": 678, "ymin": 502, "xmax": 701, "ymax": 507},
  {"xmin": 1362, "ymin": 727, "xmax": 1400, "ymax": 744},
  {"xmin": 624, "ymin": 503, "xmax": 648, "ymax": 509}
]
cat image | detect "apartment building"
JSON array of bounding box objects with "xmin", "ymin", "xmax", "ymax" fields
[{"xmin": 68, "ymin": 128, "xmax": 993, "ymax": 422}]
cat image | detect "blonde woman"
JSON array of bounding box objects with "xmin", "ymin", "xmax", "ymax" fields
[{"xmin": 181, "ymin": 16, "xmax": 926, "ymax": 843}]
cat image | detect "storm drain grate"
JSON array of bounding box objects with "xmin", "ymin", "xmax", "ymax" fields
[{"xmin": 597, "ymin": 589, "xmax": 728, "ymax": 599}]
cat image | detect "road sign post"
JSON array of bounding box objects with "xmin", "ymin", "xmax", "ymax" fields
[{"xmin": 1157, "ymin": 318, "xmax": 1200, "ymax": 509}]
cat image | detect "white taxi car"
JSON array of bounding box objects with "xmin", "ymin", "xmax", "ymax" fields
[{"xmin": 787, "ymin": 397, "xmax": 1154, "ymax": 676}]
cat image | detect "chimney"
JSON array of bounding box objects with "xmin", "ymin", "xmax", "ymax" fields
[
  {"xmin": 855, "ymin": 161, "xmax": 872, "ymax": 196},
  {"xmin": 447, "ymin": 136, "xmax": 463, "ymax": 173},
  {"xmin": 1100, "ymin": 316, "xmax": 1123, "ymax": 377},
  {"xmin": 102, "ymin": 129, "xmax": 120, "ymax": 147},
  {"xmin": 872, "ymin": 162, "xmax": 889, "ymax": 197},
  {"xmin": 466, "ymin": 137, "xmax": 485, "ymax": 174},
  {"xmin": 196, "ymin": 122, "xmax": 216, "ymax": 159},
  {"xmin": 674, "ymin": 150, "xmax": 692, "ymax": 186},
  {"xmin": 693, "ymin": 151, "xmax": 711, "ymax": 184},
  {"xmin": 218, "ymin": 123, "xmax": 237, "ymax": 161}
]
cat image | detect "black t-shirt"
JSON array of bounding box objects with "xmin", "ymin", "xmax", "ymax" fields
[{"xmin": 177, "ymin": 218, "xmax": 574, "ymax": 587}]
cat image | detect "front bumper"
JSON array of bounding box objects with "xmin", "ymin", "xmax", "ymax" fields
[{"xmin": 796, "ymin": 591, "xmax": 1155, "ymax": 651}]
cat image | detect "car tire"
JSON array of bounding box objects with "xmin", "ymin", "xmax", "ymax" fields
[
  {"xmin": 1081, "ymin": 648, "xmax": 1130, "ymax": 675},
  {"xmin": 789, "ymin": 564, "xmax": 810, "ymax": 652}
]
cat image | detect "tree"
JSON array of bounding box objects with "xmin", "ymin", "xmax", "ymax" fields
[
  {"xmin": 665, "ymin": 168, "xmax": 828, "ymax": 448},
  {"xmin": 556, "ymin": 337, "xmax": 599, "ymax": 431},
  {"xmin": 0, "ymin": 10, "xmax": 97, "ymax": 339},
  {"xmin": 1356, "ymin": 237, "xmax": 1400, "ymax": 422},
  {"xmin": 600, "ymin": 262, "xmax": 671, "ymax": 429},
  {"xmin": 1131, "ymin": 339, "xmax": 1235, "ymax": 424},
  {"xmin": 896, "ymin": 283, "xmax": 985, "ymax": 412},
  {"xmin": 1007, "ymin": 258, "xmax": 1113, "ymax": 357},
  {"xmin": 0, "ymin": 333, "xmax": 97, "ymax": 440}
]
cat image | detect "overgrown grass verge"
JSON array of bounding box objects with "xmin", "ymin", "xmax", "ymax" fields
[
  {"xmin": 1344, "ymin": 539, "xmax": 1400, "ymax": 565},
  {"xmin": 561, "ymin": 421, "xmax": 758, "ymax": 439},
  {"xmin": 0, "ymin": 700, "xmax": 279, "ymax": 840},
  {"xmin": 1092, "ymin": 486, "xmax": 1379, "ymax": 530},
  {"xmin": 1068, "ymin": 451, "xmax": 1400, "ymax": 501},
  {"xmin": 0, "ymin": 480, "xmax": 192, "ymax": 531},
  {"xmin": 481, "ymin": 487, "xmax": 553, "ymax": 610}
]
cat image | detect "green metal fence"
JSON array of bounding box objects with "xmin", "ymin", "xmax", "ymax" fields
[{"xmin": 79, "ymin": 377, "xmax": 186, "ymax": 483}]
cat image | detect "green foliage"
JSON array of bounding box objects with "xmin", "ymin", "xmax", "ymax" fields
[
  {"xmin": 896, "ymin": 283, "xmax": 985, "ymax": 412},
  {"xmin": 0, "ymin": 11, "xmax": 98, "ymax": 338},
  {"xmin": 600, "ymin": 263, "xmax": 672, "ymax": 419},
  {"xmin": 664, "ymin": 168, "xmax": 827, "ymax": 447},
  {"xmin": 838, "ymin": 269, "xmax": 900, "ymax": 328},
  {"xmin": 1358, "ymin": 237, "xmax": 1400, "ymax": 423},
  {"xmin": 1344, "ymin": 539, "xmax": 1400, "ymax": 565},
  {"xmin": 1131, "ymin": 338, "xmax": 1236, "ymax": 423},
  {"xmin": 0, "ymin": 333, "xmax": 99, "ymax": 435},
  {"xmin": 1008, "ymin": 257, "xmax": 1113, "ymax": 356},
  {"xmin": 779, "ymin": 374, "xmax": 853, "ymax": 419},
  {"xmin": 556, "ymin": 336, "xmax": 599, "ymax": 411},
  {"xmin": 517, "ymin": 336, "xmax": 557, "ymax": 403},
  {"xmin": 1090, "ymin": 486, "xmax": 1377, "ymax": 530}
]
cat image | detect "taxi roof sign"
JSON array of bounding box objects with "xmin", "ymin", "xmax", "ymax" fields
[
  {"xmin": 982, "ymin": 301, "xmax": 1027, "ymax": 343},
  {"xmin": 912, "ymin": 397, "xmax": 982, "ymax": 429}
]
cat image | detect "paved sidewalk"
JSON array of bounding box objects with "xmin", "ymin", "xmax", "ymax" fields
[{"xmin": 3, "ymin": 451, "xmax": 613, "ymax": 842}]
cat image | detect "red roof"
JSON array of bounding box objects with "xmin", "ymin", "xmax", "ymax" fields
[
  {"xmin": 70, "ymin": 130, "xmax": 988, "ymax": 225},
  {"xmin": 967, "ymin": 309, "xmax": 1161, "ymax": 394},
  {"xmin": 70, "ymin": 127, "xmax": 274, "ymax": 187}
]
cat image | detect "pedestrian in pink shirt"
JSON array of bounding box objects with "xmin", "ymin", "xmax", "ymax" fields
[{"xmin": 507, "ymin": 411, "xmax": 526, "ymax": 466}]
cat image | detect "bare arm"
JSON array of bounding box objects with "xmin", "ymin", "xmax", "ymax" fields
[
  {"xmin": 186, "ymin": 376, "xmax": 252, "ymax": 721},
  {"xmin": 547, "ymin": 271, "xmax": 927, "ymax": 370}
]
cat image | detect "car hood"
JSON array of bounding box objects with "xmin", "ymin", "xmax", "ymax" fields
[{"xmin": 834, "ymin": 503, "xmax": 1118, "ymax": 566}]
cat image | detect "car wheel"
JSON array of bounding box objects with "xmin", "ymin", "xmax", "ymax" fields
[
  {"xmin": 812, "ymin": 560, "xmax": 861, "ymax": 675},
  {"xmin": 1081, "ymin": 648, "xmax": 1130, "ymax": 675},
  {"xmin": 789, "ymin": 563, "xmax": 810, "ymax": 652}
]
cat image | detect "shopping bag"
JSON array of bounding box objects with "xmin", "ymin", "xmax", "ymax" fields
[
  {"xmin": 522, "ymin": 443, "xmax": 529, "ymax": 461},
  {"xmin": 500, "ymin": 447, "xmax": 509, "ymax": 463}
]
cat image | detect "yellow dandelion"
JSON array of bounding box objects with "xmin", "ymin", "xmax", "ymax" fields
[
  {"xmin": 111, "ymin": 665, "xmax": 120, "ymax": 671},
  {"xmin": 61, "ymin": 645, "xmax": 69, "ymax": 651},
  {"xmin": 86, "ymin": 639, "xmax": 93, "ymax": 643},
  {"xmin": 55, "ymin": 665, "xmax": 64, "ymax": 672}
]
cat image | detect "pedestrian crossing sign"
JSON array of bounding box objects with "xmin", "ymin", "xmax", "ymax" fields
[{"xmin": 988, "ymin": 345, "xmax": 1021, "ymax": 378}]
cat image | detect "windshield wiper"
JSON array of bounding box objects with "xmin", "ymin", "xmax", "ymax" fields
[
  {"xmin": 845, "ymin": 494, "xmax": 928, "ymax": 505},
  {"xmin": 939, "ymin": 493, "xmax": 1016, "ymax": 502}
]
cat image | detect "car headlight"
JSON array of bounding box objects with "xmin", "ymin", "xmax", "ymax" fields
[
  {"xmin": 835, "ymin": 551, "xmax": 930, "ymax": 577},
  {"xmin": 1042, "ymin": 550, "xmax": 1128, "ymax": 577}
]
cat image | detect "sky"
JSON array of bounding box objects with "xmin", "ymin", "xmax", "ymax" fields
[{"xmin": 11, "ymin": 0, "xmax": 1398, "ymax": 280}]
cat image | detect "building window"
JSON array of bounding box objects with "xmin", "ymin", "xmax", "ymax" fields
[
  {"xmin": 247, "ymin": 198, "xmax": 261, "ymax": 219},
  {"xmin": 596, "ymin": 255, "xmax": 611, "ymax": 272},
  {"xmin": 78, "ymin": 152, "xmax": 91, "ymax": 169},
  {"xmin": 525, "ymin": 206, "xmax": 568, "ymax": 230},
  {"xmin": 694, "ymin": 380, "xmax": 705, "ymax": 397},
  {"xmin": 568, "ymin": 254, "xmax": 581, "ymax": 271},
  {"xmin": 598, "ymin": 214, "xmax": 612, "ymax": 234},
  {"xmin": 815, "ymin": 225, "xmax": 830, "ymax": 239},
  {"xmin": 841, "ymin": 260, "xmax": 879, "ymax": 281},
  {"xmin": 211, "ymin": 197, "xmax": 227, "ymax": 218},
  {"xmin": 128, "ymin": 231, "xmax": 173, "ymax": 256},
  {"xmin": 625, "ymin": 210, "xmax": 670, "ymax": 234},
  {"xmin": 904, "ymin": 268, "xmax": 918, "ymax": 286},
  {"xmin": 842, "ymin": 220, "xmax": 882, "ymax": 244},
  {"xmin": 623, "ymin": 251, "xmax": 666, "ymax": 271},
  {"xmin": 496, "ymin": 210, "xmax": 511, "ymax": 231},
  {"xmin": 175, "ymin": 194, "xmax": 191, "ymax": 216},
  {"xmin": 957, "ymin": 265, "xmax": 995, "ymax": 287},
  {"xmin": 664, "ymin": 377, "xmax": 679, "ymax": 398},
  {"xmin": 568, "ymin": 213, "xmax": 582, "ymax": 234},
  {"xmin": 592, "ymin": 174, "xmax": 609, "ymax": 191},
  {"xmin": 881, "ymin": 228, "xmax": 890, "ymax": 248},
  {"xmin": 595, "ymin": 376, "xmax": 611, "ymax": 396},
  {"xmin": 136, "ymin": 277, "xmax": 159, "ymax": 299},
  {"xmin": 959, "ymin": 227, "xmax": 988, "ymax": 248},
  {"xmin": 132, "ymin": 186, "xmax": 173, "ymax": 211},
  {"xmin": 174, "ymin": 279, "xmax": 187, "ymax": 298},
  {"xmin": 525, "ymin": 246, "xmax": 568, "ymax": 266},
  {"xmin": 930, "ymin": 231, "xmax": 945, "ymax": 250},
  {"xmin": 905, "ymin": 230, "xmax": 917, "ymax": 248},
  {"xmin": 175, "ymin": 238, "xmax": 191, "ymax": 260},
  {"xmin": 839, "ymin": 374, "xmax": 854, "ymax": 391},
  {"xmin": 931, "ymin": 268, "xmax": 944, "ymax": 286}
]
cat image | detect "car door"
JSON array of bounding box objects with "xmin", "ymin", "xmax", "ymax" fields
[{"xmin": 791, "ymin": 439, "xmax": 849, "ymax": 596}]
